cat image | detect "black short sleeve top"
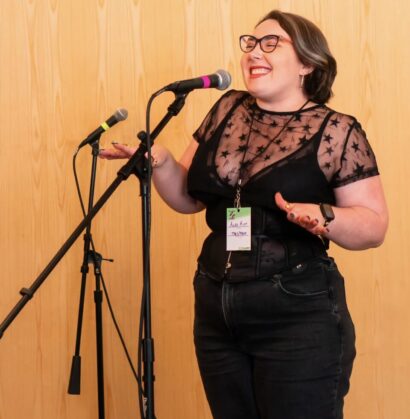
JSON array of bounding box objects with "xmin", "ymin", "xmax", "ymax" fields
[{"xmin": 187, "ymin": 90, "xmax": 379, "ymax": 280}]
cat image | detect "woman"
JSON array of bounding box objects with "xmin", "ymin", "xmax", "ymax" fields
[{"xmin": 100, "ymin": 10, "xmax": 388, "ymax": 419}]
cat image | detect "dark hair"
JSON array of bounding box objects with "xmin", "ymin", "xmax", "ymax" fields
[{"xmin": 258, "ymin": 10, "xmax": 337, "ymax": 104}]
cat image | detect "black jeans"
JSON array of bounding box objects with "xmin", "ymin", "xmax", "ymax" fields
[{"xmin": 193, "ymin": 257, "xmax": 356, "ymax": 419}]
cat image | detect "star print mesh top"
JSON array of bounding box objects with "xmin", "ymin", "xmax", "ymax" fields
[{"xmin": 187, "ymin": 90, "xmax": 379, "ymax": 281}]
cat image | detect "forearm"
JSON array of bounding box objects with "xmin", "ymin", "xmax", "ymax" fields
[
  {"xmin": 324, "ymin": 205, "xmax": 388, "ymax": 250},
  {"xmin": 275, "ymin": 176, "xmax": 388, "ymax": 251},
  {"xmin": 152, "ymin": 155, "xmax": 204, "ymax": 214},
  {"xmin": 99, "ymin": 140, "xmax": 204, "ymax": 213}
]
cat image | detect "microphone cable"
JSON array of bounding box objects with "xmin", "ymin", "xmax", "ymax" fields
[{"xmin": 72, "ymin": 148, "xmax": 144, "ymax": 418}]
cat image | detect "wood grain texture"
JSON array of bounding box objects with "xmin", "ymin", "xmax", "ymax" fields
[{"xmin": 0, "ymin": 0, "xmax": 407, "ymax": 418}]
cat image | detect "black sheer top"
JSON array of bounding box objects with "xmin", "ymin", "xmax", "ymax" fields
[{"xmin": 187, "ymin": 90, "xmax": 379, "ymax": 281}]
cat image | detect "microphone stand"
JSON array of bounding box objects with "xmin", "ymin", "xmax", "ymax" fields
[
  {"xmin": 134, "ymin": 92, "xmax": 188, "ymax": 419},
  {"xmin": 0, "ymin": 91, "xmax": 188, "ymax": 419},
  {"xmin": 68, "ymin": 140, "xmax": 112, "ymax": 419}
]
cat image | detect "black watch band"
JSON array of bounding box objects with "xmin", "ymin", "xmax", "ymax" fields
[{"xmin": 319, "ymin": 203, "xmax": 335, "ymax": 227}]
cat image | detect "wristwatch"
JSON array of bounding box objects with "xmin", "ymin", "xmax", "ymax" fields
[{"xmin": 319, "ymin": 203, "xmax": 335, "ymax": 227}]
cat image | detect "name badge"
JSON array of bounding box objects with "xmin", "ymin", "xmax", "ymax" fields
[{"xmin": 226, "ymin": 207, "xmax": 251, "ymax": 251}]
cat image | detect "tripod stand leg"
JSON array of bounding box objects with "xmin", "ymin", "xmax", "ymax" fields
[{"xmin": 68, "ymin": 262, "xmax": 89, "ymax": 395}]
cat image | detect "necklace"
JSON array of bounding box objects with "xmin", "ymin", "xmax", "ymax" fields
[
  {"xmin": 236, "ymin": 98, "xmax": 310, "ymax": 191},
  {"xmin": 224, "ymin": 98, "xmax": 310, "ymax": 276}
]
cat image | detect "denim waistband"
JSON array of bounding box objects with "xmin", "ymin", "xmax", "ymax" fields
[{"xmin": 198, "ymin": 234, "xmax": 328, "ymax": 283}]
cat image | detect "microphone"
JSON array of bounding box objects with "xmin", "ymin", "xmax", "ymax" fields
[
  {"xmin": 164, "ymin": 69, "xmax": 231, "ymax": 94},
  {"xmin": 77, "ymin": 108, "xmax": 128, "ymax": 150}
]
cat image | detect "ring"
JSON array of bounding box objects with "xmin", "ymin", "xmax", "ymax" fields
[{"xmin": 285, "ymin": 202, "xmax": 291, "ymax": 210}]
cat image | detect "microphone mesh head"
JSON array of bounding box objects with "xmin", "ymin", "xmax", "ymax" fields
[
  {"xmin": 115, "ymin": 108, "xmax": 128, "ymax": 121},
  {"xmin": 215, "ymin": 69, "xmax": 232, "ymax": 91}
]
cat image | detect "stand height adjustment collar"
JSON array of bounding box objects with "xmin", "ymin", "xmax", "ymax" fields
[{"xmin": 19, "ymin": 288, "xmax": 34, "ymax": 299}]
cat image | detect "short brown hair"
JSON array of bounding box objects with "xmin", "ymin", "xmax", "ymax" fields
[{"xmin": 258, "ymin": 10, "xmax": 337, "ymax": 104}]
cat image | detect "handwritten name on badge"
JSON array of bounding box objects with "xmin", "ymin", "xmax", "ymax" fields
[{"xmin": 226, "ymin": 207, "xmax": 251, "ymax": 251}]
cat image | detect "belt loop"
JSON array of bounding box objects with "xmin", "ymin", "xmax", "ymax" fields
[
  {"xmin": 255, "ymin": 235, "xmax": 261, "ymax": 278},
  {"xmin": 281, "ymin": 237, "xmax": 290, "ymax": 270}
]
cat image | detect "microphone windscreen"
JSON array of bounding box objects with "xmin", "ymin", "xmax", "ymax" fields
[
  {"xmin": 215, "ymin": 70, "xmax": 232, "ymax": 91},
  {"xmin": 115, "ymin": 108, "xmax": 128, "ymax": 121}
]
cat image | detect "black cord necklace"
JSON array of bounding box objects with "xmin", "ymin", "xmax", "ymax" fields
[
  {"xmin": 224, "ymin": 98, "xmax": 310, "ymax": 275},
  {"xmin": 236, "ymin": 98, "xmax": 310, "ymax": 194}
]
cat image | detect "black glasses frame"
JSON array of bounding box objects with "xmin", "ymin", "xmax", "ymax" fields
[{"xmin": 239, "ymin": 34, "xmax": 281, "ymax": 53}]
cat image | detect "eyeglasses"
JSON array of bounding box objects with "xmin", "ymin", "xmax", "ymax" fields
[{"xmin": 239, "ymin": 34, "xmax": 290, "ymax": 53}]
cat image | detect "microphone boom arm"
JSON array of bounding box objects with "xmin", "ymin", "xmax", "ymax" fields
[{"xmin": 0, "ymin": 92, "xmax": 188, "ymax": 340}]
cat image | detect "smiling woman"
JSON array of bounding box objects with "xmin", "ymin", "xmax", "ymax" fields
[
  {"xmin": 240, "ymin": 18, "xmax": 308, "ymax": 110},
  {"xmin": 99, "ymin": 8, "xmax": 388, "ymax": 419},
  {"xmin": 240, "ymin": 11, "xmax": 336, "ymax": 110}
]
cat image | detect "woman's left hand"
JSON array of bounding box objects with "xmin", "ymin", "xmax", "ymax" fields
[{"xmin": 275, "ymin": 192, "xmax": 328, "ymax": 236}]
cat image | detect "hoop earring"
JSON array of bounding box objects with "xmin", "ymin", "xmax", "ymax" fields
[{"xmin": 300, "ymin": 74, "xmax": 305, "ymax": 88}]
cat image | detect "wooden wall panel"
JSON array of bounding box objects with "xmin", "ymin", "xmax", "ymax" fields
[{"xmin": 0, "ymin": 0, "xmax": 407, "ymax": 418}]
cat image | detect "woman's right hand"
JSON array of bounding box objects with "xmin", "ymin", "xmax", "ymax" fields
[
  {"xmin": 99, "ymin": 138, "xmax": 203, "ymax": 214},
  {"xmin": 99, "ymin": 142, "xmax": 171, "ymax": 170},
  {"xmin": 99, "ymin": 143, "xmax": 136, "ymax": 160}
]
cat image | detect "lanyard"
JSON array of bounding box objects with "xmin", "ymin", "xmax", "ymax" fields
[
  {"xmin": 224, "ymin": 99, "xmax": 310, "ymax": 276},
  {"xmin": 233, "ymin": 99, "xmax": 310, "ymax": 209}
]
